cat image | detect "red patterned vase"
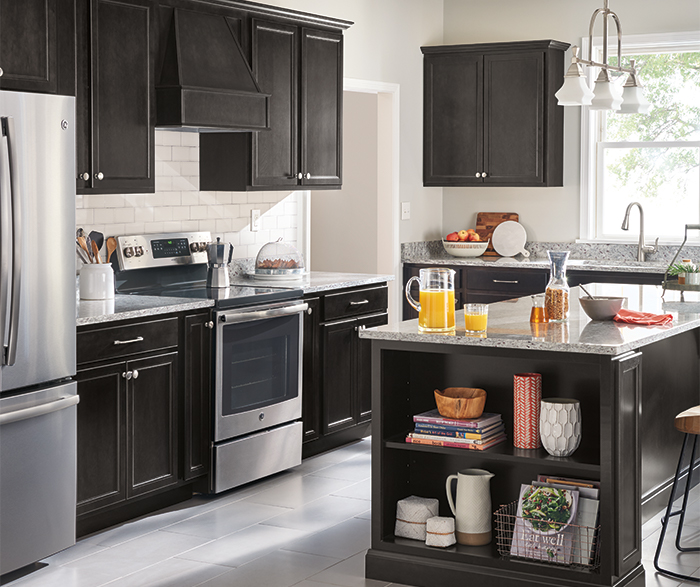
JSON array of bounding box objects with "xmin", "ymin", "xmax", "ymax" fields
[{"xmin": 513, "ymin": 373, "xmax": 542, "ymax": 449}]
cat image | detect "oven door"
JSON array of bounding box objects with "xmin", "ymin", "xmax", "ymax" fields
[{"xmin": 214, "ymin": 300, "xmax": 306, "ymax": 442}]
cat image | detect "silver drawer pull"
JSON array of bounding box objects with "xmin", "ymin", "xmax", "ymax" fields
[
  {"xmin": 492, "ymin": 279, "xmax": 519, "ymax": 284},
  {"xmin": 349, "ymin": 300, "xmax": 369, "ymax": 306},
  {"xmin": 114, "ymin": 336, "xmax": 144, "ymax": 345}
]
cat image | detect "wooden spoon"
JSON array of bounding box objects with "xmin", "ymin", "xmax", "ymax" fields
[
  {"xmin": 106, "ymin": 237, "xmax": 118, "ymax": 264},
  {"xmin": 77, "ymin": 236, "xmax": 93, "ymax": 263},
  {"xmin": 91, "ymin": 239, "xmax": 101, "ymax": 263}
]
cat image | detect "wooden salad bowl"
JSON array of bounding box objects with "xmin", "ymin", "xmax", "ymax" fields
[{"xmin": 434, "ymin": 387, "xmax": 487, "ymax": 420}]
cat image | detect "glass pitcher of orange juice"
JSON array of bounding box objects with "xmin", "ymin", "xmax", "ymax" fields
[{"xmin": 405, "ymin": 268, "xmax": 456, "ymax": 332}]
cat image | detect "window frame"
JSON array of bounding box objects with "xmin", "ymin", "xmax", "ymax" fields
[{"xmin": 579, "ymin": 30, "xmax": 700, "ymax": 244}]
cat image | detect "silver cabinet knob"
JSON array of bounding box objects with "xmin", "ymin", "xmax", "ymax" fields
[
  {"xmin": 475, "ymin": 172, "xmax": 481, "ymax": 178},
  {"xmin": 305, "ymin": 173, "xmax": 311, "ymax": 180},
  {"xmin": 482, "ymin": 172, "xmax": 487, "ymax": 177},
  {"xmin": 79, "ymin": 172, "xmax": 90, "ymax": 181},
  {"xmin": 0, "ymin": 67, "xmax": 3, "ymax": 77},
  {"xmin": 297, "ymin": 172, "xmax": 303, "ymax": 180},
  {"xmin": 122, "ymin": 371, "xmax": 132, "ymax": 380},
  {"xmin": 204, "ymin": 321, "xmax": 214, "ymax": 329},
  {"xmin": 306, "ymin": 307, "xmax": 313, "ymax": 315},
  {"xmin": 132, "ymin": 370, "xmax": 139, "ymax": 379},
  {"xmin": 95, "ymin": 172, "xmax": 104, "ymax": 180}
]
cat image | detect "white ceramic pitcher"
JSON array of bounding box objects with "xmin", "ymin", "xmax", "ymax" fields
[{"xmin": 446, "ymin": 468, "xmax": 495, "ymax": 546}]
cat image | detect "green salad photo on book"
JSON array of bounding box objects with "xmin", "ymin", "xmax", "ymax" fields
[{"xmin": 510, "ymin": 485, "xmax": 579, "ymax": 564}]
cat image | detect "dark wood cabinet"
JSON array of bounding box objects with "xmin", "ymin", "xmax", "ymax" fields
[
  {"xmin": 422, "ymin": 40, "xmax": 568, "ymax": 187},
  {"xmin": 0, "ymin": 0, "xmax": 75, "ymax": 95},
  {"xmin": 181, "ymin": 311, "xmax": 212, "ymax": 481},
  {"xmin": 76, "ymin": 0, "xmax": 155, "ymax": 194},
  {"xmin": 303, "ymin": 284, "xmax": 388, "ymax": 458},
  {"xmin": 302, "ymin": 296, "xmax": 321, "ymax": 443},
  {"xmin": 567, "ymin": 269, "xmax": 662, "ymax": 287},
  {"xmin": 199, "ymin": 19, "xmax": 345, "ymax": 191}
]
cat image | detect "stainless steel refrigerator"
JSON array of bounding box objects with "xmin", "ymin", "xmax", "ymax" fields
[{"xmin": 0, "ymin": 90, "xmax": 78, "ymax": 577}]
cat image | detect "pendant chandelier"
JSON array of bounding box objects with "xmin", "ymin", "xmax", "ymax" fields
[{"xmin": 555, "ymin": 0, "xmax": 650, "ymax": 113}]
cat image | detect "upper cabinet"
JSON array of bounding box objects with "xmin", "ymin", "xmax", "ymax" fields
[
  {"xmin": 76, "ymin": 0, "xmax": 156, "ymax": 194},
  {"xmin": 0, "ymin": 0, "xmax": 75, "ymax": 95},
  {"xmin": 199, "ymin": 17, "xmax": 347, "ymax": 191},
  {"xmin": 422, "ymin": 40, "xmax": 569, "ymax": 187}
]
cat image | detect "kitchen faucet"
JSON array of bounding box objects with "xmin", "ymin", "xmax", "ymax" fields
[{"xmin": 621, "ymin": 202, "xmax": 659, "ymax": 262}]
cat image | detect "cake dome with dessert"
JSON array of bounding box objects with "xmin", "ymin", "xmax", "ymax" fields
[{"xmin": 254, "ymin": 238, "xmax": 305, "ymax": 279}]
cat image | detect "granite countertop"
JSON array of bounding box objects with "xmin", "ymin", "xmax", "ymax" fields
[
  {"xmin": 77, "ymin": 271, "xmax": 393, "ymax": 326},
  {"xmin": 360, "ymin": 283, "xmax": 700, "ymax": 356},
  {"xmin": 402, "ymin": 254, "xmax": 671, "ymax": 274},
  {"xmin": 227, "ymin": 271, "xmax": 394, "ymax": 293},
  {"xmin": 76, "ymin": 292, "xmax": 214, "ymax": 327}
]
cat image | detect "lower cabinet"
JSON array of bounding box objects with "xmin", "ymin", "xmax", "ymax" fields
[
  {"xmin": 76, "ymin": 310, "xmax": 212, "ymax": 534},
  {"xmin": 303, "ymin": 284, "xmax": 388, "ymax": 458}
]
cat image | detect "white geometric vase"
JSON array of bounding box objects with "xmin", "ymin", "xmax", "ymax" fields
[{"xmin": 540, "ymin": 398, "xmax": 581, "ymax": 457}]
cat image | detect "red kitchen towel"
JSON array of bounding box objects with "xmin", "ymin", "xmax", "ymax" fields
[{"xmin": 613, "ymin": 308, "xmax": 673, "ymax": 326}]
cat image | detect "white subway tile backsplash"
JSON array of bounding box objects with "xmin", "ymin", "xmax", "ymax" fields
[{"xmin": 79, "ymin": 129, "xmax": 300, "ymax": 251}]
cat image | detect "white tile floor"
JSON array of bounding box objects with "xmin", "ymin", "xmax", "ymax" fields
[{"xmin": 8, "ymin": 437, "xmax": 700, "ymax": 587}]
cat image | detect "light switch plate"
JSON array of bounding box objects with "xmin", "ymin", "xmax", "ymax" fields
[
  {"xmin": 251, "ymin": 209, "xmax": 261, "ymax": 232},
  {"xmin": 401, "ymin": 202, "xmax": 411, "ymax": 220}
]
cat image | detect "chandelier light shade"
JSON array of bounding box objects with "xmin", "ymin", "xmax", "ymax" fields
[
  {"xmin": 554, "ymin": 47, "xmax": 595, "ymax": 105},
  {"xmin": 555, "ymin": 0, "xmax": 648, "ymax": 113}
]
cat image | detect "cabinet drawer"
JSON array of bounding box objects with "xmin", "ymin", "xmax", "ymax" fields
[
  {"xmin": 322, "ymin": 285, "xmax": 388, "ymax": 322},
  {"xmin": 466, "ymin": 268, "xmax": 546, "ymax": 293},
  {"xmin": 77, "ymin": 317, "xmax": 178, "ymax": 365}
]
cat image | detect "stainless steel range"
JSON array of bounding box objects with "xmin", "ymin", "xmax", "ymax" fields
[{"xmin": 113, "ymin": 232, "xmax": 306, "ymax": 493}]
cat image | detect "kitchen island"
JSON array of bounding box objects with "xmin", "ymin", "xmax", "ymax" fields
[{"xmin": 360, "ymin": 284, "xmax": 700, "ymax": 587}]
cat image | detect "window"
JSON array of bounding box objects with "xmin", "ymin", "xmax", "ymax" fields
[{"xmin": 580, "ymin": 32, "xmax": 700, "ymax": 243}]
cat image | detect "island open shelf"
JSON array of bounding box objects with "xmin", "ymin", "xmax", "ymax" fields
[{"xmin": 361, "ymin": 284, "xmax": 700, "ymax": 587}]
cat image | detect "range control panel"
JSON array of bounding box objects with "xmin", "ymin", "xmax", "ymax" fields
[{"xmin": 115, "ymin": 232, "xmax": 211, "ymax": 271}]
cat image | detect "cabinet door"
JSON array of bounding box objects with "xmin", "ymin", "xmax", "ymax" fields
[
  {"xmin": 77, "ymin": 0, "xmax": 155, "ymax": 193},
  {"xmin": 423, "ymin": 52, "xmax": 483, "ymax": 186},
  {"xmin": 302, "ymin": 297, "xmax": 321, "ymax": 443},
  {"xmin": 250, "ymin": 19, "xmax": 299, "ymax": 188},
  {"xmin": 182, "ymin": 313, "xmax": 212, "ymax": 481},
  {"xmin": 127, "ymin": 352, "xmax": 179, "ymax": 498},
  {"xmin": 76, "ymin": 362, "xmax": 127, "ymax": 516},
  {"xmin": 484, "ymin": 52, "xmax": 543, "ymax": 185},
  {"xmin": 0, "ymin": 0, "xmax": 56, "ymax": 93},
  {"xmin": 357, "ymin": 313, "xmax": 388, "ymax": 423},
  {"xmin": 300, "ymin": 27, "xmax": 342, "ymax": 187},
  {"xmin": 321, "ymin": 318, "xmax": 357, "ymax": 434}
]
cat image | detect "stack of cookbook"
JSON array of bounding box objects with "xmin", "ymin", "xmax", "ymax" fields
[{"xmin": 405, "ymin": 409, "xmax": 506, "ymax": 450}]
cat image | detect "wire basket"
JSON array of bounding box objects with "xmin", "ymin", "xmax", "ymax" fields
[{"xmin": 494, "ymin": 501, "xmax": 601, "ymax": 570}]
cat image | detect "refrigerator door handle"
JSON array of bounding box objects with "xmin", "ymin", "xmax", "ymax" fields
[
  {"xmin": 0, "ymin": 118, "xmax": 10, "ymax": 360},
  {"xmin": 0, "ymin": 394, "xmax": 80, "ymax": 426},
  {"xmin": 1, "ymin": 117, "xmax": 21, "ymax": 366}
]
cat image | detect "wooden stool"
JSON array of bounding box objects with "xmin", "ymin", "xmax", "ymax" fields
[{"xmin": 653, "ymin": 406, "xmax": 700, "ymax": 583}]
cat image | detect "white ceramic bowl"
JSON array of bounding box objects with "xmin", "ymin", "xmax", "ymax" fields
[
  {"xmin": 442, "ymin": 240, "xmax": 489, "ymax": 257},
  {"xmin": 578, "ymin": 296, "xmax": 625, "ymax": 321}
]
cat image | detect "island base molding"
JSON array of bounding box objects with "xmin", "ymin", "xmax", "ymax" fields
[{"xmin": 366, "ymin": 548, "xmax": 646, "ymax": 587}]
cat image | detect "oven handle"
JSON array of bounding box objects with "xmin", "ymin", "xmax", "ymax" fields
[{"xmin": 219, "ymin": 302, "xmax": 308, "ymax": 325}]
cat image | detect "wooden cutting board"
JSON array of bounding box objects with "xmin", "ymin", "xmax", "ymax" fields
[{"xmin": 476, "ymin": 212, "xmax": 519, "ymax": 256}]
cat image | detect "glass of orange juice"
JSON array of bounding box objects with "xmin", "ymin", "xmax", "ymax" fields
[
  {"xmin": 405, "ymin": 268, "xmax": 456, "ymax": 332},
  {"xmin": 464, "ymin": 303, "xmax": 488, "ymax": 333}
]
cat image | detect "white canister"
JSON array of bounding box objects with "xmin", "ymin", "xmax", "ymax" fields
[
  {"xmin": 79, "ymin": 264, "xmax": 115, "ymax": 300},
  {"xmin": 540, "ymin": 398, "xmax": 581, "ymax": 457}
]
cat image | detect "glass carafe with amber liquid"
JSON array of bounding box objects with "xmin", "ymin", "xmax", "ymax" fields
[
  {"xmin": 405, "ymin": 268, "xmax": 456, "ymax": 332},
  {"xmin": 545, "ymin": 251, "xmax": 570, "ymax": 322},
  {"xmin": 530, "ymin": 294, "xmax": 547, "ymax": 323}
]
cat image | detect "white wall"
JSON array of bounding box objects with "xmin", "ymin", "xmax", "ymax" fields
[
  {"xmin": 310, "ymin": 91, "xmax": 378, "ymax": 272},
  {"xmin": 257, "ymin": 0, "xmax": 445, "ymax": 244},
  {"xmin": 441, "ymin": 0, "xmax": 700, "ymax": 243}
]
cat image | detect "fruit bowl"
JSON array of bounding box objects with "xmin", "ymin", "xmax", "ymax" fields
[{"xmin": 442, "ymin": 240, "xmax": 489, "ymax": 257}]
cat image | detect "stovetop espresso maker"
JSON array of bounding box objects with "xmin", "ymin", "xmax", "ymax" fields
[{"xmin": 206, "ymin": 237, "xmax": 233, "ymax": 288}]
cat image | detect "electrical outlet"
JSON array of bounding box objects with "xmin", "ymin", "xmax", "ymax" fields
[
  {"xmin": 251, "ymin": 209, "xmax": 261, "ymax": 232},
  {"xmin": 401, "ymin": 202, "xmax": 411, "ymax": 220}
]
